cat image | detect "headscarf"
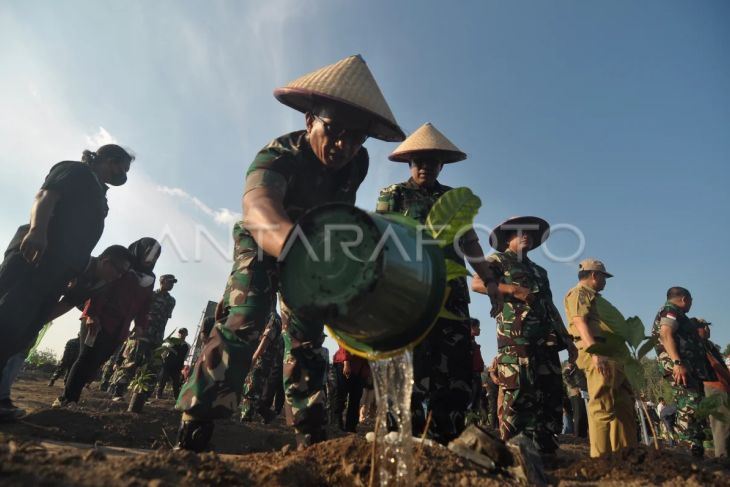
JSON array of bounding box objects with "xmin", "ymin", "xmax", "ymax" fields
[{"xmin": 127, "ymin": 237, "xmax": 161, "ymax": 288}]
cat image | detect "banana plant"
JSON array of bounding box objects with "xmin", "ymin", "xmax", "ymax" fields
[{"xmin": 583, "ymin": 300, "xmax": 660, "ymax": 447}]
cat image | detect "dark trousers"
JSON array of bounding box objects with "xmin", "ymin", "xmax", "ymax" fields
[
  {"xmin": 260, "ymin": 350, "xmax": 285, "ymax": 414},
  {"xmin": 157, "ymin": 363, "xmax": 183, "ymax": 399},
  {"xmin": 0, "ymin": 251, "xmax": 74, "ymax": 366},
  {"xmin": 63, "ymin": 329, "xmax": 119, "ymax": 403},
  {"xmin": 469, "ymin": 372, "xmax": 484, "ymax": 412},
  {"xmin": 486, "ymin": 383, "xmax": 499, "ymax": 429},
  {"xmin": 333, "ymin": 363, "xmax": 365, "ymax": 432},
  {"xmin": 570, "ymin": 394, "xmax": 588, "ymax": 438}
]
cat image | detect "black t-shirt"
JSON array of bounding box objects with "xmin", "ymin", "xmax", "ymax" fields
[{"xmin": 8, "ymin": 162, "xmax": 109, "ymax": 272}]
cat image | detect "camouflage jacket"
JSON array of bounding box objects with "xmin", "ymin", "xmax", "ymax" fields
[
  {"xmin": 146, "ymin": 290, "xmax": 176, "ymax": 346},
  {"xmin": 652, "ymin": 302, "xmax": 713, "ymax": 381},
  {"xmin": 244, "ymin": 130, "xmax": 368, "ymax": 224},
  {"xmin": 487, "ymin": 250, "xmax": 566, "ymax": 358},
  {"xmin": 376, "ymin": 178, "xmax": 469, "ymax": 305}
]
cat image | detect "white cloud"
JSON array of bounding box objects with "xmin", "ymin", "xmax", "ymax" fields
[
  {"xmin": 157, "ymin": 185, "xmax": 242, "ymax": 227},
  {"xmin": 84, "ymin": 126, "xmax": 117, "ymax": 148}
]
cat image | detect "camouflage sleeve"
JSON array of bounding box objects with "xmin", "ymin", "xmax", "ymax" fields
[
  {"xmin": 658, "ymin": 309, "xmax": 680, "ymax": 332},
  {"xmin": 244, "ymin": 169, "xmax": 287, "ymax": 198},
  {"xmin": 375, "ymin": 185, "xmax": 399, "ymax": 213},
  {"xmin": 485, "ymin": 253, "xmax": 504, "ymax": 279},
  {"xmin": 168, "ymin": 297, "xmax": 176, "ymax": 318},
  {"xmin": 243, "ymin": 146, "xmax": 290, "ymax": 198}
]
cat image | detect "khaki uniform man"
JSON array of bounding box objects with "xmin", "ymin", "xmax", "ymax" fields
[{"xmin": 564, "ymin": 259, "xmax": 637, "ymax": 458}]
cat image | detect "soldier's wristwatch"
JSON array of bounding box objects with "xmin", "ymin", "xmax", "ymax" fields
[{"xmin": 673, "ymin": 359, "xmax": 683, "ymax": 366}]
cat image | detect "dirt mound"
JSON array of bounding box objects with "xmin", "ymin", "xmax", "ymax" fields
[
  {"xmin": 2, "ymin": 374, "xmax": 730, "ymax": 486},
  {"xmin": 553, "ymin": 446, "xmax": 730, "ymax": 486}
]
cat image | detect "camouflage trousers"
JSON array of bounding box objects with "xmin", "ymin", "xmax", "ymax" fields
[
  {"xmin": 411, "ymin": 305, "xmax": 472, "ymax": 445},
  {"xmin": 100, "ymin": 342, "xmax": 126, "ymax": 389},
  {"xmin": 670, "ymin": 380, "xmax": 706, "ymax": 450},
  {"xmin": 109, "ymin": 339, "xmax": 154, "ymax": 397},
  {"xmin": 240, "ymin": 340, "xmax": 281, "ymax": 420},
  {"xmin": 176, "ymin": 227, "xmax": 328, "ymax": 441},
  {"xmin": 282, "ymin": 325, "xmax": 328, "ymax": 439},
  {"xmin": 497, "ymin": 346, "xmax": 563, "ymax": 453}
]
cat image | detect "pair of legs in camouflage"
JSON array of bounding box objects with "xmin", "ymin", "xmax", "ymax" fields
[
  {"xmin": 109, "ymin": 338, "xmax": 153, "ymax": 398},
  {"xmin": 411, "ymin": 307, "xmax": 472, "ymax": 444},
  {"xmin": 670, "ymin": 380, "xmax": 706, "ymax": 452},
  {"xmin": 240, "ymin": 343, "xmax": 279, "ymax": 421},
  {"xmin": 497, "ymin": 346, "xmax": 563, "ymax": 453},
  {"xmin": 176, "ymin": 228, "xmax": 328, "ymax": 447}
]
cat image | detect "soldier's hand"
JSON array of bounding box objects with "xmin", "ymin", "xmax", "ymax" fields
[
  {"xmin": 567, "ymin": 342, "xmax": 578, "ymax": 364},
  {"xmin": 672, "ymin": 364, "xmax": 688, "ymax": 386},
  {"xmin": 486, "ymin": 282, "xmax": 503, "ymax": 318},
  {"xmin": 591, "ymin": 354, "xmax": 611, "ymax": 378},
  {"xmin": 510, "ymin": 285, "xmax": 534, "ymax": 304},
  {"xmin": 20, "ymin": 228, "xmax": 48, "ymax": 266}
]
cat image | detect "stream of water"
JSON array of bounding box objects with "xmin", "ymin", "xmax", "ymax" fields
[{"xmin": 370, "ymin": 350, "xmax": 415, "ymax": 487}]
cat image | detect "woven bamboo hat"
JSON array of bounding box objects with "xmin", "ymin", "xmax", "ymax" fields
[
  {"xmin": 274, "ymin": 55, "xmax": 405, "ymax": 142},
  {"xmin": 389, "ymin": 123, "xmax": 467, "ymax": 163},
  {"xmin": 489, "ymin": 216, "xmax": 550, "ymax": 251}
]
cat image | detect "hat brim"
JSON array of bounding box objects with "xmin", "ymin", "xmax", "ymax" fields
[
  {"xmin": 489, "ymin": 216, "xmax": 550, "ymax": 252},
  {"xmin": 274, "ymin": 88, "xmax": 406, "ymax": 142},
  {"xmin": 388, "ymin": 148, "xmax": 467, "ymax": 164}
]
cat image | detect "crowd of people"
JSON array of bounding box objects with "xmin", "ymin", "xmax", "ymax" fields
[{"xmin": 0, "ymin": 53, "xmax": 727, "ymax": 467}]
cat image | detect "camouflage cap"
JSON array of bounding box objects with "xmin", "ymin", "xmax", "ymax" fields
[
  {"xmin": 578, "ymin": 259, "xmax": 613, "ymax": 278},
  {"xmin": 160, "ymin": 274, "xmax": 178, "ymax": 282}
]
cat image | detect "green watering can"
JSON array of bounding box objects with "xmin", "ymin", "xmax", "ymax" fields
[{"xmin": 279, "ymin": 203, "xmax": 447, "ymax": 359}]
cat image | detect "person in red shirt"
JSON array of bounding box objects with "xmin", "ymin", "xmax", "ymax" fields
[
  {"xmin": 52, "ymin": 238, "xmax": 160, "ymax": 408},
  {"xmin": 332, "ymin": 346, "xmax": 370, "ymax": 432}
]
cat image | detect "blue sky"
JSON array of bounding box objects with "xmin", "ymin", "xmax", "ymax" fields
[{"xmin": 1, "ymin": 1, "xmax": 728, "ymax": 361}]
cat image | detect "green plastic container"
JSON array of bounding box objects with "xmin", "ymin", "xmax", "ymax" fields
[{"xmin": 278, "ymin": 203, "xmax": 446, "ymax": 358}]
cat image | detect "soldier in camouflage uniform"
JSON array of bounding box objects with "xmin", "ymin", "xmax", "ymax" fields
[
  {"xmin": 240, "ymin": 312, "xmax": 282, "ymax": 423},
  {"xmin": 376, "ymin": 122, "xmax": 501, "ymax": 444},
  {"xmin": 109, "ymin": 274, "xmax": 176, "ymax": 399},
  {"xmin": 174, "ymin": 55, "xmax": 405, "ymax": 451},
  {"xmin": 652, "ymin": 286, "xmax": 713, "ymax": 457},
  {"xmin": 472, "ymin": 216, "xmax": 577, "ymax": 453}
]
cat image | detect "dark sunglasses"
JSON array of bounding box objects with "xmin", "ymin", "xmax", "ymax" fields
[{"xmin": 314, "ymin": 115, "xmax": 368, "ymax": 145}]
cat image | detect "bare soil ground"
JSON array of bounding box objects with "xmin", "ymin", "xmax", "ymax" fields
[{"xmin": 1, "ymin": 371, "xmax": 728, "ymax": 486}]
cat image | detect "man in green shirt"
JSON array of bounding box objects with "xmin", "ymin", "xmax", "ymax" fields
[
  {"xmin": 376, "ymin": 122, "xmax": 500, "ymax": 443},
  {"xmin": 176, "ymin": 55, "xmax": 405, "ymax": 451},
  {"xmin": 473, "ymin": 216, "xmax": 576, "ymax": 454}
]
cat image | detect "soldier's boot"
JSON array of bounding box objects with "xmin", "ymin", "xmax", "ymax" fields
[
  {"xmin": 176, "ymin": 419, "xmax": 214, "ymax": 452},
  {"xmin": 47, "ymin": 378, "xmax": 55, "ymax": 387},
  {"xmin": 294, "ymin": 405, "xmax": 327, "ymax": 449},
  {"xmin": 259, "ymin": 407, "xmax": 277, "ymax": 424}
]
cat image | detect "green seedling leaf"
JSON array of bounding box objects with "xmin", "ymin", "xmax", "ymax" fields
[
  {"xmin": 594, "ymin": 297, "xmax": 630, "ymax": 340},
  {"xmin": 584, "ymin": 342, "xmax": 618, "ymax": 357},
  {"xmin": 697, "ymin": 394, "xmax": 728, "ymax": 422},
  {"xmin": 425, "ymin": 188, "xmax": 481, "ymax": 247},
  {"xmin": 625, "ymin": 316, "xmax": 647, "ymax": 350},
  {"xmin": 445, "ymin": 260, "xmax": 471, "ymax": 281},
  {"xmin": 381, "ymin": 212, "xmax": 421, "ymax": 230},
  {"xmin": 624, "ymin": 357, "xmax": 646, "ymax": 391},
  {"xmin": 637, "ymin": 336, "xmax": 658, "ymax": 359}
]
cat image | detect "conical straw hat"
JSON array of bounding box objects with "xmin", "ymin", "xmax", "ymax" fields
[
  {"xmin": 274, "ymin": 55, "xmax": 405, "ymax": 142},
  {"xmin": 388, "ymin": 123, "xmax": 466, "ymax": 163}
]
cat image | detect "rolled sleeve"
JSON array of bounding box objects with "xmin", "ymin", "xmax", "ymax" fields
[{"xmin": 244, "ymin": 169, "xmax": 287, "ymax": 198}]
